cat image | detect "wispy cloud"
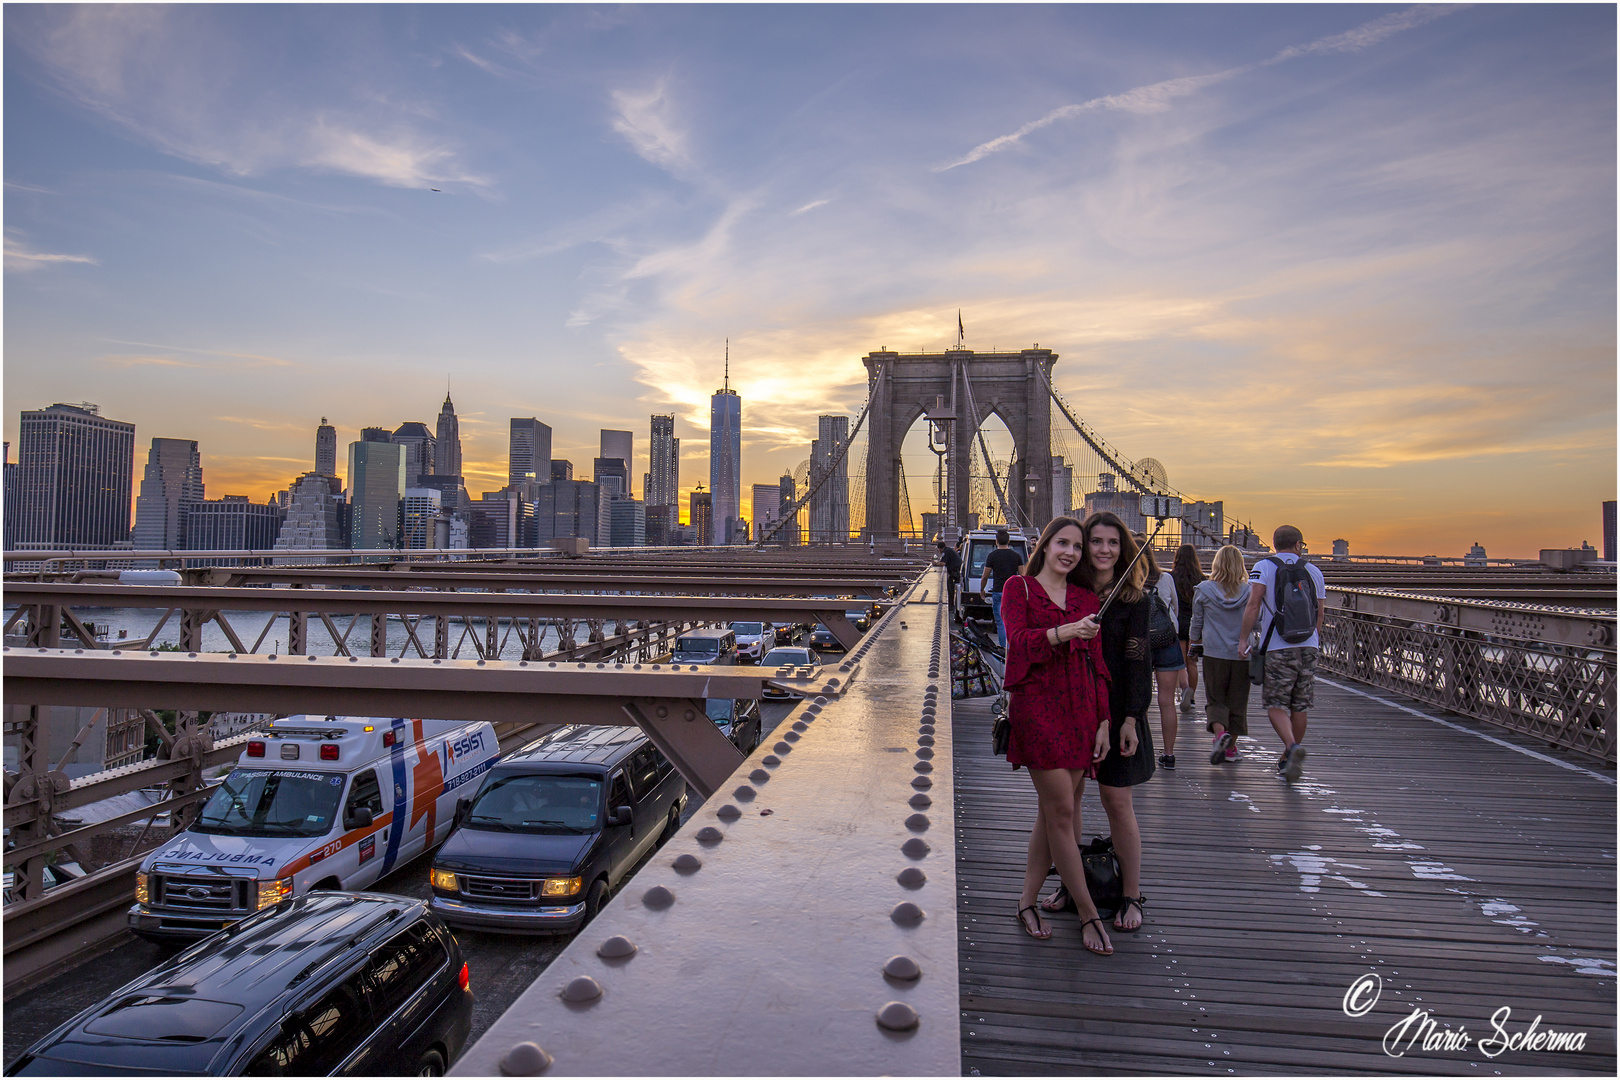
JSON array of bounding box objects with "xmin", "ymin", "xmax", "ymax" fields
[
  {"xmin": 792, "ymin": 198, "xmax": 830, "ymax": 215},
  {"xmin": 99, "ymin": 354, "xmax": 202, "ymax": 368},
  {"xmin": 938, "ymin": 5, "xmax": 1466, "ymax": 170},
  {"xmin": 99, "ymin": 338, "xmax": 301, "ymax": 369},
  {"xmin": 4, "ymin": 231, "xmax": 97, "ymax": 271},
  {"xmin": 611, "ymin": 78, "xmax": 692, "ymax": 175}
]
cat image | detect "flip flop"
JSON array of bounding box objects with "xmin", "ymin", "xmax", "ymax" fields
[
  {"xmin": 1016, "ymin": 904, "xmax": 1051, "ymax": 940},
  {"xmin": 1079, "ymin": 917, "xmax": 1114, "ymax": 955},
  {"xmin": 1113, "ymin": 895, "xmax": 1146, "ymax": 933},
  {"xmin": 1039, "ymin": 882, "xmax": 1074, "ymax": 913}
]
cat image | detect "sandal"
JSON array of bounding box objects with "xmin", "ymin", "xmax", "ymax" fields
[
  {"xmin": 1039, "ymin": 882, "xmax": 1074, "ymax": 913},
  {"xmin": 1016, "ymin": 904, "xmax": 1051, "ymax": 940},
  {"xmin": 1079, "ymin": 917, "xmax": 1114, "ymax": 956},
  {"xmin": 1113, "ymin": 895, "xmax": 1146, "ymax": 933}
]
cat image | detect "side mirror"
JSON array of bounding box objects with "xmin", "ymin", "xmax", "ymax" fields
[
  {"xmin": 607, "ymin": 805, "xmax": 633, "ymax": 828},
  {"xmin": 346, "ymin": 806, "xmax": 374, "ymax": 830}
]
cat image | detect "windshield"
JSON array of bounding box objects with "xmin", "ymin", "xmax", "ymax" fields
[
  {"xmin": 705, "ymin": 699, "xmax": 736, "ymax": 723},
  {"xmin": 465, "ymin": 774, "xmax": 601, "ymax": 834},
  {"xmin": 193, "ymin": 770, "xmax": 344, "ymax": 838},
  {"xmin": 763, "ymin": 649, "xmax": 812, "ymax": 666},
  {"xmin": 674, "ymin": 637, "xmax": 720, "ymax": 654},
  {"xmin": 730, "ymin": 622, "xmax": 764, "ymax": 636}
]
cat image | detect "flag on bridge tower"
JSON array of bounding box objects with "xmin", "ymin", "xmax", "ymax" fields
[{"xmin": 957, "ymin": 310, "xmax": 965, "ymax": 348}]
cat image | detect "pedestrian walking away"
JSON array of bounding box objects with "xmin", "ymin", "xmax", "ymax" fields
[
  {"xmin": 1189, "ymin": 545, "xmax": 1253, "ymax": 765},
  {"xmin": 1040, "ymin": 510, "xmax": 1153, "ymax": 936},
  {"xmin": 1238, "ymin": 525, "xmax": 1327, "ymax": 783},
  {"xmin": 979, "ymin": 528, "xmax": 1026, "ymax": 650},
  {"xmin": 1141, "ymin": 542, "xmax": 1185, "ymax": 771},
  {"xmin": 936, "ymin": 540, "xmax": 962, "ymax": 620},
  {"xmin": 1171, "ymin": 544, "xmax": 1204, "ymax": 714},
  {"xmin": 999, "ymin": 517, "xmax": 1114, "ymax": 955}
]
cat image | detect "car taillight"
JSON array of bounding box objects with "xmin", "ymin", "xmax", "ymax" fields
[
  {"xmin": 458, "ymin": 962, "xmax": 471, "ymax": 993},
  {"xmin": 383, "ymin": 731, "xmax": 395, "ymax": 747},
  {"xmin": 247, "ymin": 741, "xmax": 265, "ymax": 757},
  {"xmin": 319, "ymin": 744, "xmax": 340, "ymax": 760}
]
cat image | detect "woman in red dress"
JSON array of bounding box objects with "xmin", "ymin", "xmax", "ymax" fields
[{"xmin": 1000, "ymin": 516, "xmax": 1114, "ymax": 955}]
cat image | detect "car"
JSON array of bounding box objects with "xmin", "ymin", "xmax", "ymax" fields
[
  {"xmin": 669, "ymin": 627, "xmax": 737, "ymax": 666},
  {"xmin": 428, "ymin": 725, "xmax": 688, "ymax": 935},
  {"xmin": 810, "ymin": 623, "xmax": 842, "ymax": 651},
  {"xmin": 773, "ymin": 624, "xmax": 797, "ymax": 647},
  {"xmin": 706, "ymin": 697, "xmax": 762, "ymax": 752},
  {"xmin": 956, "ymin": 528, "xmax": 1033, "ymax": 624},
  {"xmin": 760, "ymin": 647, "xmax": 823, "ymax": 699},
  {"xmin": 6, "ymin": 892, "xmax": 473, "ymax": 1076},
  {"xmin": 729, "ymin": 621, "xmax": 772, "ymax": 663}
]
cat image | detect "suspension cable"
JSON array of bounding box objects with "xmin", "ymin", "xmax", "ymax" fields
[
  {"xmin": 759, "ymin": 361, "xmax": 887, "ymax": 544},
  {"xmin": 956, "ymin": 359, "xmax": 1022, "ymax": 529}
]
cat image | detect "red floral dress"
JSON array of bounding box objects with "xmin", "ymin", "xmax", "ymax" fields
[{"xmin": 1000, "ymin": 575, "xmax": 1112, "ymax": 772}]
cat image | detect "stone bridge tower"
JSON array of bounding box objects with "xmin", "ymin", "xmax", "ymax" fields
[{"xmin": 862, "ymin": 347, "xmax": 1056, "ymax": 541}]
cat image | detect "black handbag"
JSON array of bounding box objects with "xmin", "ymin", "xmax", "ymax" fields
[
  {"xmin": 1048, "ymin": 836, "xmax": 1124, "ymax": 918},
  {"xmin": 1147, "ymin": 586, "xmax": 1178, "ymax": 650},
  {"xmin": 991, "ymin": 709, "xmax": 1011, "ymax": 757}
]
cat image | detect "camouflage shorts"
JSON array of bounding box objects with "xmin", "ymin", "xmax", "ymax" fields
[{"xmin": 1261, "ymin": 647, "xmax": 1318, "ymax": 712}]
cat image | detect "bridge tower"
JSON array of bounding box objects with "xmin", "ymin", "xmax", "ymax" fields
[{"xmin": 863, "ymin": 347, "xmax": 1056, "ymax": 540}]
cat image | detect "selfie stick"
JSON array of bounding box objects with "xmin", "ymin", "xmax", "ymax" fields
[{"xmin": 1093, "ymin": 512, "xmax": 1172, "ymax": 622}]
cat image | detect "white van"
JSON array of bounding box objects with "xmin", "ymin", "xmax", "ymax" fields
[{"xmin": 128, "ymin": 714, "xmax": 498, "ymax": 940}]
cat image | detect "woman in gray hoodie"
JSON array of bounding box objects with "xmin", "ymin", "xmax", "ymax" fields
[{"xmin": 1189, "ymin": 545, "xmax": 1253, "ymax": 764}]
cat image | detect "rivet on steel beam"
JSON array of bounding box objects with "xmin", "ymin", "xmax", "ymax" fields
[
  {"xmin": 683, "ymin": 710, "xmax": 696, "ymax": 720},
  {"xmin": 783, "ymin": 731, "xmax": 800, "ymax": 743},
  {"xmin": 598, "ymin": 935, "xmax": 637, "ymax": 960},
  {"xmin": 901, "ymin": 838, "xmax": 930, "ymax": 859},
  {"xmin": 826, "ymin": 678, "xmax": 840, "ymax": 686},
  {"xmin": 226, "ymin": 652, "xmax": 237, "ymax": 659},
  {"xmin": 881, "ymin": 1003, "xmax": 920, "ymax": 1036},
  {"xmin": 655, "ymin": 706, "xmax": 669, "ymax": 718},
  {"xmin": 884, "ymin": 955, "xmax": 922, "ymax": 981},
  {"xmin": 890, "ymin": 901, "xmax": 926, "ymax": 926},
  {"xmin": 773, "ymin": 742, "xmax": 792, "ymax": 754},
  {"xmin": 390, "ymin": 658, "xmax": 400, "ymax": 663},
  {"xmin": 918, "ymin": 734, "xmax": 935, "ymax": 746},
  {"xmin": 909, "ymin": 793, "xmax": 931, "ymax": 809},
  {"xmin": 897, "ymin": 867, "xmax": 927, "ymax": 889},
  {"xmin": 840, "ymin": 664, "xmax": 852, "ymax": 672},
  {"xmin": 349, "ymin": 656, "xmax": 358, "ymax": 663},
  {"xmin": 560, "ymin": 975, "xmax": 603, "ymax": 1003},
  {"xmin": 749, "ymin": 769, "xmax": 770, "ymax": 784},
  {"xmin": 911, "ymin": 776, "xmax": 932, "ymax": 790},
  {"xmin": 805, "ymin": 704, "xmax": 821, "ymax": 714},
  {"xmin": 926, "ymin": 684, "xmax": 937, "ymax": 692},
  {"xmin": 696, "ymin": 826, "xmax": 725, "ymax": 844},
  {"xmin": 673, "ymin": 853, "xmax": 702, "ymax": 874},
  {"xmin": 905, "ymin": 813, "xmax": 930, "ymax": 832},
  {"xmin": 791, "ymin": 721, "xmax": 808, "ymax": 732},
  {"xmin": 643, "ymin": 885, "xmax": 675, "ymax": 910},
  {"xmin": 919, "ymin": 725, "xmax": 935, "ymax": 735},
  {"xmin": 268, "ymin": 654, "xmax": 277, "ymax": 659},
  {"xmin": 914, "ymin": 761, "xmax": 933, "ymax": 774},
  {"xmin": 499, "ymin": 1041, "xmax": 552, "ymax": 1075},
  {"xmin": 813, "ymin": 696, "xmax": 829, "ymax": 705},
  {"xmin": 716, "ymin": 804, "xmax": 742, "ymax": 821},
  {"xmin": 915, "ymin": 747, "xmax": 934, "ymax": 760},
  {"xmin": 762, "ymin": 754, "xmax": 781, "ymax": 766},
  {"xmin": 733, "ymin": 785, "xmax": 757, "ymax": 801}
]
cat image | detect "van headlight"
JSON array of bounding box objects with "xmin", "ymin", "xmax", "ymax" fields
[
  {"xmin": 431, "ymin": 868, "xmax": 459, "ymax": 892},
  {"xmin": 255, "ymin": 878, "xmax": 293, "ymax": 910},
  {"xmin": 135, "ymin": 872, "xmax": 149, "ymax": 906},
  {"xmin": 541, "ymin": 876, "xmax": 582, "ymax": 898}
]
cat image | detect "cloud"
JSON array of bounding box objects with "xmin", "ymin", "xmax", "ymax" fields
[
  {"xmin": 98, "ymin": 339, "xmax": 301, "ymax": 370},
  {"xmin": 611, "ymin": 78, "xmax": 692, "ymax": 175},
  {"xmin": 792, "ymin": 199, "xmax": 830, "ymax": 215},
  {"xmin": 938, "ymin": 4, "xmax": 1467, "ymax": 170},
  {"xmin": 5, "ymin": 231, "xmax": 97, "ymax": 271},
  {"xmin": 99, "ymin": 354, "xmax": 202, "ymax": 368}
]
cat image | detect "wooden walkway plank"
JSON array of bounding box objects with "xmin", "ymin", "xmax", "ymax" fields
[{"xmin": 953, "ymin": 681, "xmax": 1616, "ymax": 1076}]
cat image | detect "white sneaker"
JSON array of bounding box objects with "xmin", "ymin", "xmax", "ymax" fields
[{"xmin": 1178, "ymin": 688, "xmax": 1195, "ymax": 712}]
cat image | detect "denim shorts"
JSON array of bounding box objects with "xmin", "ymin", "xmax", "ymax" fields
[{"xmin": 1152, "ymin": 640, "xmax": 1186, "ymax": 672}]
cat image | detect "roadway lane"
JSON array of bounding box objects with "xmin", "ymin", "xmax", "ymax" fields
[{"xmin": 2, "ymin": 699, "xmax": 798, "ymax": 1069}]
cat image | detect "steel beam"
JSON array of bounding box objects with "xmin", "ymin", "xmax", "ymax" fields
[{"xmin": 1327, "ymin": 588, "xmax": 1616, "ymax": 649}]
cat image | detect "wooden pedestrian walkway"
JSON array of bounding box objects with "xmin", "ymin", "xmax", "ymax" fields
[{"xmin": 952, "ymin": 679, "xmax": 1616, "ymax": 1076}]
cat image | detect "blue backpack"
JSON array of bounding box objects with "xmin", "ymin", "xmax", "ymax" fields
[{"xmin": 1265, "ymin": 556, "xmax": 1320, "ymax": 644}]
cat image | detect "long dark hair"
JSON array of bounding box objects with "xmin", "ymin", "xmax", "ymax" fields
[
  {"xmin": 1025, "ymin": 517, "xmax": 1086, "ymax": 584},
  {"xmin": 1079, "ymin": 511, "xmax": 1145, "ymax": 603},
  {"xmin": 1172, "ymin": 543, "xmax": 1205, "ymax": 607}
]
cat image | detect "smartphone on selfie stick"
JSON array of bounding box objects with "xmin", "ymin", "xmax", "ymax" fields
[{"xmin": 1092, "ymin": 494, "xmax": 1182, "ymax": 622}]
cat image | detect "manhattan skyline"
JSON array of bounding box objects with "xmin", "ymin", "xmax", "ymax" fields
[{"xmin": 4, "ymin": 4, "xmax": 1614, "ymax": 557}]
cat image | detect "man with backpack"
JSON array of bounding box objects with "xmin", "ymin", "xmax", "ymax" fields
[{"xmin": 1237, "ymin": 525, "xmax": 1327, "ymax": 783}]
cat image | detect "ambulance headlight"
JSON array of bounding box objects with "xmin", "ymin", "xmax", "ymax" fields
[
  {"xmin": 541, "ymin": 876, "xmax": 582, "ymax": 898},
  {"xmin": 256, "ymin": 878, "xmax": 293, "ymax": 910},
  {"xmin": 135, "ymin": 872, "xmax": 149, "ymax": 905},
  {"xmin": 430, "ymin": 868, "xmax": 459, "ymax": 892}
]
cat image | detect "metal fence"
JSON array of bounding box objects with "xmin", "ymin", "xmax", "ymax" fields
[{"xmin": 1320, "ymin": 588, "xmax": 1615, "ymax": 765}]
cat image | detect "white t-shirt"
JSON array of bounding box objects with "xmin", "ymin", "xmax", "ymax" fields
[{"xmin": 1248, "ymin": 552, "xmax": 1327, "ymax": 651}]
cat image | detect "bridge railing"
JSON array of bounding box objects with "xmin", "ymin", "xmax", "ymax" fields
[{"xmin": 1322, "ymin": 588, "xmax": 1616, "ymax": 764}]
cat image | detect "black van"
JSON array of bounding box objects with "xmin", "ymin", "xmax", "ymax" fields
[
  {"xmin": 6, "ymin": 893, "xmax": 472, "ymax": 1076},
  {"xmin": 428, "ymin": 726, "xmax": 688, "ymax": 935}
]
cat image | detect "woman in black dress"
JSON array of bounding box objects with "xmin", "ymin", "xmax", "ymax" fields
[{"xmin": 1041, "ymin": 510, "xmax": 1154, "ymax": 933}]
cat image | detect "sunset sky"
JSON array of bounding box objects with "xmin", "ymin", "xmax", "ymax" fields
[{"xmin": 5, "ymin": 4, "xmax": 1614, "ymax": 558}]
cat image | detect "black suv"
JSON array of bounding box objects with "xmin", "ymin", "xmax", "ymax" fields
[
  {"xmin": 429, "ymin": 725, "xmax": 688, "ymax": 935},
  {"xmin": 7, "ymin": 893, "xmax": 472, "ymax": 1076}
]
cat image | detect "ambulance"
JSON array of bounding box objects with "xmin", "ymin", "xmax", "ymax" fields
[{"xmin": 128, "ymin": 715, "xmax": 498, "ymax": 940}]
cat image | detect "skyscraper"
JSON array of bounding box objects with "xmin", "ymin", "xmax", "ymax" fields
[
  {"xmin": 391, "ymin": 422, "xmax": 436, "ymax": 486},
  {"xmin": 132, "ymin": 438, "xmax": 205, "ymax": 551},
  {"xmin": 809, "ymin": 414, "xmax": 850, "ymax": 543},
  {"xmin": 691, "ymin": 488, "xmax": 713, "ymax": 546},
  {"xmin": 751, "ymin": 483, "xmax": 781, "ymax": 541},
  {"xmin": 186, "ymin": 496, "xmax": 282, "ymax": 557},
  {"xmin": 777, "ymin": 473, "xmax": 800, "ymax": 545},
  {"xmin": 593, "ymin": 457, "xmax": 629, "ymax": 498},
  {"xmin": 434, "ymin": 393, "xmax": 462, "ymax": 478},
  {"xmin": 273, "ymin": 473, "xmax": 346, "ymax": 554},
  {"xmin": 710, "ymin": 348, "xmax": 741, "ymax": 544},
  {"xmin": 315, "ymin": 418, "xmax": 337, "ymax": 477},
  {"xmin": 348, "ymin": 440, "xmax": 405, "ymax": 549},
  {"xmin": 509, "ymin": 418, "xmax": 552, "ymax": 487},
  {"xmin": 14, "ymin": 403, "xmax": 136, "ymax": 548},
  {"xmin": 648, "ymin": 414, "xmax": 679, "ymax": 532},
  {"xmin": 399, "ymin": 488, "xmax": 443, "ymax": 550},
  {"xmin": 600, "ymin": 430, "xmax": 632, "ymax": 487}
]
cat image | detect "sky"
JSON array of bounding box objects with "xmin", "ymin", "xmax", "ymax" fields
[{"xmin": 4, "ymin": 3, "xmax": 1614, "ymax": 558}]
